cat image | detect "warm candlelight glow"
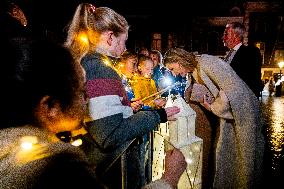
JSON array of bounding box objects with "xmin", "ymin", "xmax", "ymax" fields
[
  {"xmin": 71, "ymin": 139, "xmax": 83, "ymax": 146},
  {"xmin": 20, "ymin": 136, "xmax": 38, "ymax": 150},
  {"xmin": 78, "ymin": 32, "xmax": 89, "ymax": 45},
  {"xmin": 278, "ymin": 61, "xmax": 284, "ymax": 69}
]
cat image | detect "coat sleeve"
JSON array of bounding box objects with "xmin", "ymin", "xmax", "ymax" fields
[{"xmin": 210, "ymin": 90, "xmax": 233, "ymax": 119}]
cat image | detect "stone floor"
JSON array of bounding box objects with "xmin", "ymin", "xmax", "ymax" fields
[{"xmin": 260, "ymin": 95, "xmax": 284, "ymax": 186}]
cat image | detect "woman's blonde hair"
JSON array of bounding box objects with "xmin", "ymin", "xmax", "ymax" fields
[
  {"xmin": 163, "ymin": 48, "xmax": 198, "ymax": 69},
  {"xmin": 64, "ymin": 3, "xmax": 129, "ymax": 60},
  {"xmin": 163, "ymin": 48, "xmax": 207, "ymax": 84}
]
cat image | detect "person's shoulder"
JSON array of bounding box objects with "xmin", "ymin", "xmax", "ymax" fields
[
  {"xmin": 81, "ymin": 52, "xmax": 101, "ymax": 64},
  {"xmin": 84, "ymin": 53, "xmax": 118, "ymax": 68},
  {"xmin": 199, "ymin": 53, "xmax": 221, "ymax": 59},
  {"xmin": 198, "ymin": 54, "xmax": 224, "ymax": 64},
  {"xmin": 241, "ymin": 44, "xmax": 260, "ymax": 52}
]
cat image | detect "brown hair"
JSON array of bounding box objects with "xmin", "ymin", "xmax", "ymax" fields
[
  {"xmin": 149, "ymin": 49, "xmax": 163, "ymax": 64},
  {"xmin": 163, "ymin": 48, "xmax": 198, "ymax": 69}
]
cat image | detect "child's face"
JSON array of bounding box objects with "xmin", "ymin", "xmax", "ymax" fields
[{"xmin": 140, "ymin": 60, "xmax": 154, "ymax": 77}]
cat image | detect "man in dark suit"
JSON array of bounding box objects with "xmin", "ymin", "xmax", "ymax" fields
[{"xmin": 223, "ymin": 22, "xmax": 262, "ymax": 97}]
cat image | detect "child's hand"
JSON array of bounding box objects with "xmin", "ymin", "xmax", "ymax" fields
[
  {"xmin": 154, "ymin": 98, "xmax": 166, "ymax": 108},
  {"xmin": 131, "ymin": 98, "xmax": 143, "ymax": 112}
]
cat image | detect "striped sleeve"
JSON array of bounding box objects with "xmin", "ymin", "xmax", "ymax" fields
[{"xmin": 82, "ymin": 55, "xmax": 161, "ymax": 149}]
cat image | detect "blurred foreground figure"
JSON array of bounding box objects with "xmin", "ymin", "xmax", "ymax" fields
[{"xmin": 0, "ymin": 38, "xmax": 104, "ymax": 188}]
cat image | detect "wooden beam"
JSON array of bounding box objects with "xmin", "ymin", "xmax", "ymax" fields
[
  {"xmin": 207, "ymin": 17, "xmax": 243, "ymax": 26},
  {"xmin": 244, "ymin": 2, "xmax": 282, "ymax": 13}
]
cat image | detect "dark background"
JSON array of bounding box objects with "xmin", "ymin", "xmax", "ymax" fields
[
  {"xmin": 15, "ymin": 0, "xmax": 252, "ymax": 41},
  {"xmin": 9, "ymin": 0, "xmax": 284, "ymax": 61}
]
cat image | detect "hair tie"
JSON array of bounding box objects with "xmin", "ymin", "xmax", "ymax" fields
[{"xmin": 89, "ymin": 4, "xmax": 96, "ymax": 13}]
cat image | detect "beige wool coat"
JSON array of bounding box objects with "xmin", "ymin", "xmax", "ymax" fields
[{"xmin": 191, "ymin": 54, "xmax": 265, "ymax": 189}]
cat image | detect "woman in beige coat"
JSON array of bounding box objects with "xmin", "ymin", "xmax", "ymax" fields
[{"xmin": 163, "ymin": 48, "xmax": 265, "ymax": 189}]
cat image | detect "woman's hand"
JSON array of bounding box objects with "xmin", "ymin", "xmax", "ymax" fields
[{"xmin": 200, "ymin": 94, "xmax": 211, "ymax": 111}]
